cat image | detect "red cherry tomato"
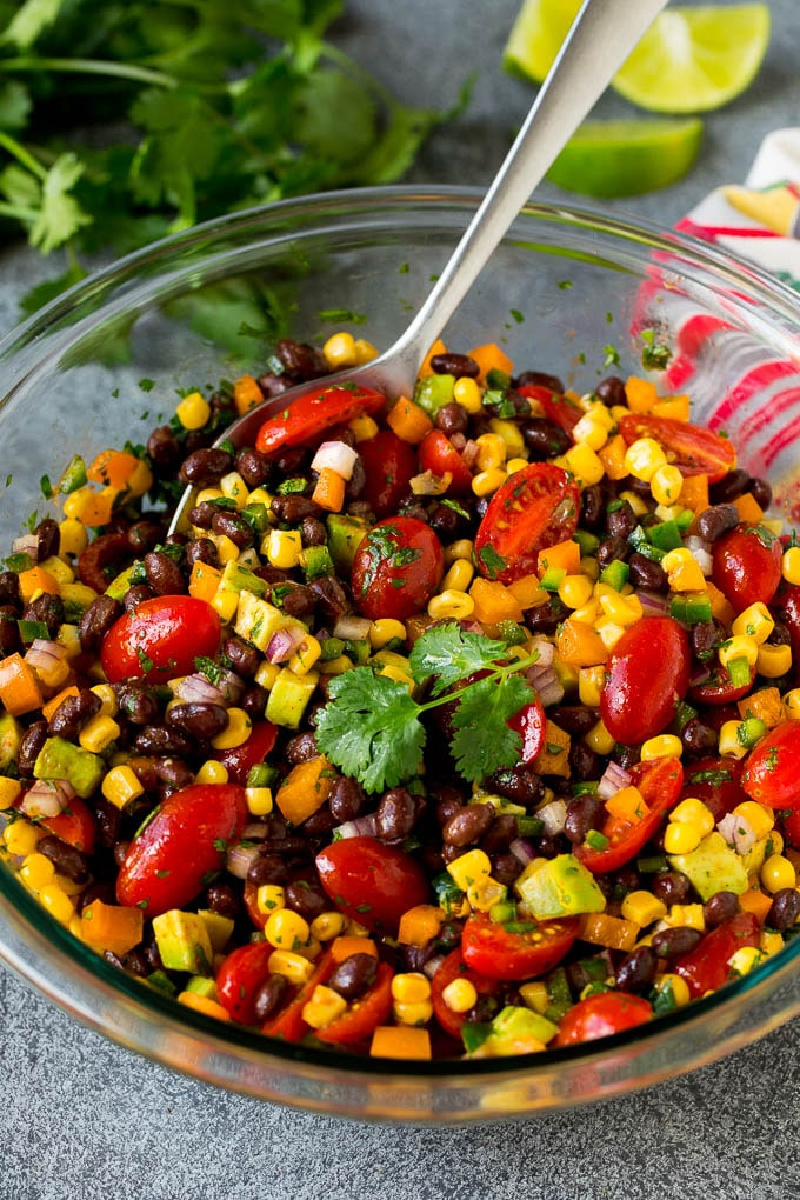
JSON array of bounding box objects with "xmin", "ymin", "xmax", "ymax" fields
[
  {"xmin": 461, "ymin": 912, "xmax": 579, "ymax": 981},
  {"xmin": 674, "ymin": 913, "xmax": 760, "ymax": 999},
  {"xmin": 600, "ymin": 616, "xmax": 690, "ymax": 746},
  {"xmin": 316, "ymin": 962, "xmax": 395, "ymax": 1045},
  {"xmin": 315, "ymin": 836, "xmax": 429, "ymax": 933},
  {"xmin": 575, "ymin": 757, "xmax": 684, "ymax": 874},
  {"xmin": 358, "ymin": 430, "xmax": 419, "ymax": 517},
  {"xmin": 554, "ymin": 992, "xmax": 653, "ymax": 1047},
  {"xmin": 782, "ymin": 808, "xmax": 800, "ymax": 848},
  {"xmin": 351, "ymin": 517, "xmax": 444, "ymax": 621},
  {"xmin": 618, "ymin": 413, "xmax": 737, "ymax": 483},
  {"xmin": 40, "ymin": 795, "xmax": 95, "ymax": 855},
  {"xmin": 680, "ymin": 756, "xmax": 749, "ymax": 823},
  {"xmin": 216, "ymin": 942, "xmax": 274, "ymax": 1025},
  {"xmin": 101, "ymin": 596, "xmax": 221, "ymax": 684},
  {"xmin": 431, "ymin": 949, "xmax": 500, "ymax": 1040},
  {"xmin": 417, "ymin": 430, "xmax": 474, "ymax": 494},
  {"xmin": 213, "ymin": 721, "xmax": 277, "ymax": 785},
  {"xmin": 116, "ymin": 784, "xmax": 248, "ymax": 915},
  {"xmin": 688, "ymin": 661, "xmax": 756, "ymax": 706},
  {"xmin": 741, "ymin": 721, "xmax": 800, "ymax": 809},
  {"xmin": 77, "ymin": 532, "xmax": 130, "ymax": 594},
  {"xmin": 244, "ymin": 881, "xmax": 268, "ymax": 930},
  {"xmin": 255, "ymin": 383, "xmax": 386, "ymax": 455},
  {"xmin": 775, "ymin": 584, "xmax": 800, "ymax": 681},
  {"xmin": 261, "ymin": 949, "xmax": 335, "ymax": 1042},
  {"xmin": 508, "ymin": 696, "xmax": 547, "ymax": 763},
  {"xmin": 473, "ymin": 463, "xmax": 580, "ymax": 584},
  {"xmin": 711, "ymin": 526, "xmax": 782, "ymax": 614},
  {"xmin": 517, "ymin": 385, "xmax": 582, "ymax": 435}
]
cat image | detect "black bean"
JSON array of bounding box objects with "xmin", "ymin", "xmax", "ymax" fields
[
  {"xmin": 652, "ymin": 871, "xmax": 693, "ymax": 907},
  {"xmin": 79, "ymin": 595, "xmax": 122, "ymax": 653},
  {"xmin": 132, "ymin": 726, "xmax": 194, "ymax": 756},
  {"xmin": 376, "ymin": 787, "xmax": 418, "ymax": 842},
  {"xmin": 597, "ymin": 535, "xmax": 629, "ymax": 569},
  {"xmin": 615, "ymin": 947, "xmax": 657, "ymax": 993},
  {"xmin": 570, "ymin": 742, "xmax": 599, "ymax": 781},
  {"xmin": 120, "ymin": 950, "xmax": 150, "ymax": 978},
  {"xmin": 180, "ymin": 447, "xmax": 234, "ymax": 486},
  {"xmin": 581, "ymin": 485, "xmax": 604, "ymax": 530},
  {"xmin": 37, "ymin": 834, "xmax": 90, "ymax": 884},
  {"xmin": 301, "ymin": 516, "xmax": 327, "ymax": 547},
  {"xmin": 309, "ymin": 577, "xmax": 351, "ymax": 620},
  {"xmin": 488, "ymin": 767, "xmax": 544, "ymax": 808},
  {"xmin": 275, "ymin": 338, "xmax": 326, "ymax": 380},
  {"xmin": 465, "ymin": 995, "xmax": 501, "ymax": 1025},
  {"xmin": 565, "ymin": 794, "xmax": 605, "ymax": 845},
  {"xmin": 612, "ymin": 745, "xmax": 641, "ymax": 771},
  {"xmin": 285, "ymin": 880, "xmax": 328, "ymax": 920},
  {"xmin": 428, "ymin": 504, "xmax": 465, "ymax": 542},
  {"xmin": 594, "ymin": 375, "xmax": 627, "ymax": 406},
  {"xmin": 220, "ymin": 635, "xmax": 257, "ymax": 679},
  {"xmin": 651, "ymin": 926, "xmax": 703, "ymax": 958},
  {"xmin": 146, "ymin": 426, "xmax": 181, "ymax": 472},
  {"xmin": 526, "ymin": 599, "xmax": 565, "ymax": 635},
  {"xmin": 430, "ymin": 352, "xmax": 480, "ymax": 378},
  {"xmin": 48, "ymin": 688, "xmax": 102, "ymax": 739},
  {"xmin": 275, "ymin": 447, "xmax": 310, "ymax": 476},
  {"xmin": 280, "ymin": 584, "xmax": 315, "ymax": 619},
  {"xmin": 680, "ymin": 718, "xmax": 718, "ymax": 756},
  {"xmin": 124, "ymin": 585, "xmax": 155, "ymax": 612},
  {"xmin": 205, "ymin": 882, "xmax": 241, "ymax": 919},
  {"xmin": 434, "ymin": 404, "xmax": 468, "ymax": 436},
  {"xmin": 442, "ymin": 803, "xmax": 493, "ymax": 847},
  {"xmin": 116, "ymin": 684, "xmax": 159, "ymax": 726},
  {"xmin": 329, "ymin": 953, "xmax": 378, "ymax": 1000},
  {"xmin": 127, "ymin": 521, "xmax": 162, "ymax": 555},
  {"xmin": 241, "ymin": 686, "xmax": 268, "ymax": 719},
  {"xmin": 253, "ymin": 975, "xmax": 289, "ymax": 1022},
  {"xmin": 624, "ymin": 473, "xmax": 654, "ymax": 498},
  {"xmin": 768, "ymin": 888, "xmax": 800, "ymax": 932},
  {"xmin": 92, "ymin": 797, "xmax": 120, "ymax": 849},
  {"xmin": 628, "ymin": 552, "xmax": 666, "ymax": 591},
  {"xmin": 168, "ymin": 702, "xmax": 229, "ymax": 742},
  {"xmin": 247, "ymin": 853, "xmax": 288, "ymax": 886},
  {"xmin": 0, "ymin": 607, "xmax": 21, "ymax": 656},
  {"xmin": 35, "ymin": 518, "xmax": 60, "ymax": 562},
  {"xmin": 80, "ymin": 882, "xmax": 115, "ymax": 911},
  {"xmin": 523, "ymin": 418, "xmax": 571, "ymax": 459},
  {"xmin": 211, "ymin": 510, "xmax": 254, "ymax": 549},
  {"xmin": 24, "ymin": 592, "xmax": 64, "ymax": 638},
  {"xmin": 480, "ymin": 814, "xmax": 518, "ymax": 855},
  {"xmin": 144, "ymin": 550, "xmax": 186, "ymax": 595},
  {"xmin": 767, "ymin": 620, "xmax": 792, "ymax": 648},
  {"xmin": 185, "ymin": 539, "xmax": 219, "ymax": 570},
  {"xmin": 345, "ymin": 456, "xmax": 366, "ymax": 501},
  {"xmin": 691, "ymin": 619, "xmax": 723, "ymax": 663},
  {"xmin": 235, "ymin": 448, "xmax": 272, "ymax": 488},
  {"xmin": 551, "ymin": 705, "xmax": 598, "ymax": 736},
  {"xmin": 515, "ymin": 370, "xmax": 565, "ymax": 393},
  {"xmin": 750, "ymin": 477, "xmax": 772, "ymax": 510},
  {"xmin": 329, "ymin": 776, "xmax": 365, "ymax": 823},
  {"xmin": 286, "ymin": 733, "xmax": 317, "ymax": 765},
  {"xmin": 257, "ymin": 372, "xmax": 293, "ymax": 398},
  {"xmin": 0, "ymin": 571, "xmax": 21, "ymax": 607},
  {"xmin": 709, "ymin": 468, "xmax": 751, "ymax": 505},
  {"xmin": 491, "ymin": 852, "xmax": 523, "ymax": 886},
  {"xmin": 696, "ymin": 504, "xmax": 739, "ymax": 542},
  {"xmin": 188, "ymin": 501, "xmax": 216, "ymax": 530},
  {"xmin": 606, "ymin": 502, "xmax": 637, "ymax": 540},
  {"xmin": 18, "ymin": 721, "xmax": 47, "ymax": 777},
  {"xmin": 304, "ymin": 808, "xmax": 336, "ymax": 839}
]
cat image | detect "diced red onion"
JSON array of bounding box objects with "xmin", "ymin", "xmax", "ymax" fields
[
  {"xmin": 718, "ymin": 812, "xmax": 756, "ymax": 855},
  {"xmin": 333, "ymin": 615, "xmax": 372, "ymax": 641},
  {"xmin": 690, "ymin": 665, "xmax": 711, "ymax": 687},
  {"xmin": 423, "ymin": 953, "xmax": 447, "ymax": 980},
  {"xmin": 175, "ymin": 673, "xmax": 227, "ymax": 706},
  {"xmin": 215, "ymin": 668, "xmax": 246, "ymax": 704},
  {"xmin": 510, "ymin": 837, "xmax": 536, "ymax": 865},
  {"xmin": 226, "ymin": 843, "xmax": 262, "ymax": 879},
  {"xmin": 527, "ymin": 663, "xmax": 564, "ymax": 707},
  {"xmin": 537, "ymin": 798, "xmax": 567, "ymax": 836},
  {"xmin": 635, "ymin": 590, "xmax": 668, "ymax": 615},
  {"xmin": 241, "ymin": 822, "xmax": 271, "ymax": 841},
  {"xmin": 265, "ymin": 625, "xmax": 307, "ymax": 664},
  {"xmin": 410, "ymin": 469, "xmax": 452, "ymax": 496},
  {"xmin": 684, "ymin": 535, "xmax": 713, "ymax": 576},
  {"xmin": 24, "ymin": 639, "xmax": 68, "ymax": 676},
  {"xmin": 538, "ymin": 679, "xmax": 565, "ymax": 707},
  {"xmin": 20, "ymin": 779, "xmax": 74, "ymax": 819},
  {"xmin": 311, "ymin": 440, "xmax": 358, "ymax": 480},
  {"xmin": 450, "ymin": 433, "xmax": 467, "ymax": 452},
  {"xmin": 598, "ymin": 761, "xmax": 633, "ymax": 800},
  {"xmin": 528, "ymin": 639, "xmax": 555, "ymax": 668},
  {"xmin": 333, "ymin": 814, "xmax": 378, "ymax": 840},
  {"xmin": 12, "ymin": 533, "xmax": 39, "ymax": 562},
  {"xmin": 462, "ymin": 440, "xmax": 480, "ymax": 468}
]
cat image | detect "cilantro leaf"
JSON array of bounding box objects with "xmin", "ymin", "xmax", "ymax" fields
[
  {"xmin": 409, "ymin": 621, "xmax": 512, "ymax": 697},
  {"xmin": 3, "ymin": 0, "xmax": 63, "ymax": 49},
  {"xmin": 30, "ymin": 153, "xmax": 93, "ymax": 254},
  {"xmin": 314, "ymin": 668, "xmax": 425, "ymax": 794},
  {"xmin": 450, "ymin": 673, "xmax": 534, "ymax": 782}
]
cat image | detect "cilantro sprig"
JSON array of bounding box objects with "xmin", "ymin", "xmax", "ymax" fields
[{"xmin": 314, "ymin": 623, "xmax": 539, "ymax": 793}]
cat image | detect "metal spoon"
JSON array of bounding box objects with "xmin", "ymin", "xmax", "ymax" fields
[{"xmin": 170, "ymin": 0, "xmax": 667, "ymax": 532}]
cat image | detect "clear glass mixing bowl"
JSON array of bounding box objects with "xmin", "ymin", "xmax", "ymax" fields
[{"xmin": 0, "ymin": 187, "xmax": 799, "ymax": 1123}]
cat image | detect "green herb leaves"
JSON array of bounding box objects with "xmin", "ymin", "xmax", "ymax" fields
[{"xmin": 315, "ymin": 623, "xmax": 539, "ymax": 793}]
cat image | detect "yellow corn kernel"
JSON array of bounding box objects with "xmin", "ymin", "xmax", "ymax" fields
[
  {"xmin": 757, "ymin": 643, "xmax": 792, "ymax": 678},
  {"xmin": 598, "ymin": 591, "xmax": 642, "ymax": 626},
  {"xmin": 718, "ymin": 719, "xmax": 750, "ymax": 760},
  {"xmin": 195, "ymin": 760, "xmax": 229, "ymax": 785},
  {"xmin": 447, "ymin": 849, "xmax": 492, "ymax": 891},
  {"xmin": 246, "ymin": 786, "xmax": 273, "ymax": 816},
  {"xmin": 196, "ymin": 487, "xmax": 223, "ymax": 505},
  {"xmin": 572, "ymin": 599, "xmax": 600, "ymax": 626},
  {"xmin": 729, "ymin": 946, "xmax": 763, "ymax": 976},
  {"xmin": 761, "ymin": 854, "xmax": 796, "ymax": 894},
  {"xmin": 310, "ymin": 911, "xmax": 348, "ymax": 942},
  {"xmin": 257, "ymin": 885, "xmax": 285, "ymax": 914},
  {"xmin": 661, "ymin": 547, "xmax": 707, "ymax": 593},
  {"xmin": 665, "ymin": 904, "xmax": 705, "ymax": 933},
  {"xmin": 664, "ymin": 822, "xmax": 705, "ymax": 855},
  {"xmin": 262, "ymin": 529, "xmax": 303, "ymax": 569},
  {"xmin": 392, "ymin": 973, "xmax": 432, "ymax": 1004},
  {"xmin": 220, "ymin": 472, "xmax": 249, "ymax": 508},
  {"xmin": 428, "ymin": 590, "xmax": 475, "ymax": 621},
  {"xmin": 101, "ymin": 765, "xmax": 145, "ymax": 810},
  {"xmin": 175, "ymin": 390, "xmax": 210, "ymax": 430},
  {"xmin": 268, "ymin": 949, "xmax": 314, "ymax": 986},
  {"xmin": 318, "ymin": 655, "xmax": 354, "ymax": 677},
  {"xmin": 453, "ymin": 376, "xmax": 482, "ymax": 414},
  {"xmin": 211, "ymin": 707, "xmax": 252, "ymax": 750},
  {"xmin": 466, "ymin": 876, "xmax": 507, "ymax": 912},
  {"xmin": 323, "ymin": 331, "xmax": 356, "ymax": 369},
  {"xmin": 353, "ymin": 338, "xmax": 379, "ymax": 365},
  {"xmin": 89, "ymin": 684, "xmax": 117, "ymax": 718},
  {"xmin": 211, "ymin": 588, "xmax": 239, "ymax": 625},
  {"xmin": 650, "ymin": 465, "xmax": 683, "ymax": 506},
  {"xmin": 254, "ymin": 662, "xmax": 281, "ymax": 691},
  {"xmin": 770, "ymin": 831, "xmax": 785, "ymax": 856},
  {"xmin": 586, "ymin": 719, "xmax": 615, "ymax": 755},
  {"xmin": 55, "ymin": 624, "xmax": 82, "ymax": 660},
  {"xmin": 672, "ymin": 797, "xmax": 715, "ymax": 832},
  {"xmin": 441, "ymin": 559, "xmax": 474, "ymax": 594},
  {"xmin": 79, "ymin": 714, "xmax": 120, "ymax": 754},
  {"xmin": 640, "ymin": 734, "xmax": 683, "ymax": 761},
  {"xmin": 442, "ymin": 977, "xmax": 478, "ymax": 1014},
  {"xmin": 578, "ymin": 665, "xmax": 606, "ymax": 707},
  {"xmin": 621, "ymin": 891, "xmax": 667, "ymax": 927},
  {"xmin": 624, "ymin": 437, "xmax": 667, "ymax": 482},
  {"xmin": 558, "ymin": 574, "xmax": 594, "ymax": 610},
  {"xmin": 264, "ymin": 908, "xmax": 311, "ymax": 950},
  {"xmin": 565, "ymin": 443, "xmax": 605, "ymax": 487},
  {"xmin": 472, "ymin": 467, "xmax": 506, "ymax": 497},
  {"xmin": 4, "ymin": 820, "xmax": 41, "ymax": 856},
  {"xmin": 38, "ymin": 883, "xmax": 74, "ymax": 923},
  {"xmin": 19, "ymin": 852, "xmax": 56, "ymax": 891},
  {"xmin": 369, "ymin": 619, "xmax": 406, "ymax": 649},
  {"xmin": 506, "ymin": 457, "xmax": 529, "ymax": 475},
  {"xmin": 349, "ymin": 413, "xmax": 379, "ymax": 442},
  {"xmin": 594, "ymin": 619, "xmax": 626, "ymax": 651},
  {"xmin": 489, "ymin": 419, "xmax": 525, "ymax": 458},
  {"xmin": 655, "ymin": 973, "xmax": 691, "ymax": 1007},
  {"xmin": 288, "ymin": 635, "xmax": 321, "ymax": 676},
  {"xmin": 732, "ymin": 801, "xmax": 774, "ymax": 840},
  {"xmin": 761, "ymin": 930, "xmax": 785, "ymax": 956},
  {"xmin": 394, "ymin": 1000, "xmax": 433, "ymax": 1026},
  {"xmin": 732, "ymin": 602, "xmax": 774, "ymax": 646},
  {"xmin": 302, "ymin": 984, "xmax": 348, "ymax": 1029},
  {"xmin": 214, "ymin": 535, "xmax": 241, "ymax": 567},
  {"xmin": 58, "ymin": 518, "xmax": 88, "ymax": 557},
  {"xmin": 519, "ymin": 980, "xmax": 549, "ymax": 1014},
  {"xmin": 784, "ymin": 689, "xmax": 800, "ymax": 720},
  {"xmin": 782, "ymin": 547, "xmax": 800, "ymax": 586},
  {"xmin": 445, "ymin": 538, "xmax": 474, "ymax": 563},
  {"xmin": 718, "ymin": 635, "xmax": 759, "ymax": 670},
  {"xmin": 572, "ymin": 413, "xmax": 609, "ymax": 450}
]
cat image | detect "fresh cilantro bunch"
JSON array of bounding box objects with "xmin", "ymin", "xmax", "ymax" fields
[
  {"xmin": 314, "ymin": 623, "xmax": 540, "ymax": 793},
  {"xmin": 0, "ymin": 0, "xmax": 461, "ymax": 312}
]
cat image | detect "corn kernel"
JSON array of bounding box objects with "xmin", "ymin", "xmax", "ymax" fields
[
  {"xmin": 732, "ymin": 602, "xmax": 774, "ymax": 646},
  {"xmin": 664, "ymin": 822, "xmax": 705, "ymax": 855},
  {"xmin": 90, "ymin": 684, "xmax": 118, "ymax": 717},
  {"xmin": 262, "ymin": 529, "xmax": 303, "ymax": 569},
  {"xmin": 519, "ymin": 980, "xmax": 549, "ymax": 1014},
  {"xmin": 572, "ymin": 413, "xmax": 609, "ymax": 450},
  {"xmin": 732, "ymin": 800, "xmax": 774, "ymax": 840},
  {"xmin": 624, "ymin": 438, "xmax": 667, "ymax": 482},
  {"xmin": 214, "ymin": 534, "xmax": 240, "ymax": 567},
  {"xmin": 488, "ymin": 419, "xmax": 525, "ymax": 458},
  {"xmin": 598, "ymin": 591, "xmax": 642, "ymax": 626},
  {"xmin": 621, "ymin": 891, "xmax": 667, "ymax": 927},
  {"xmin": 784, "ymin": 689, "xmax": 800, "ymax": 720},
  {"xmin": 506, "ymin": 457, "xmax": 529, "ymax": 475},
  {"xmin": 650, "ymin": 465, "xmax": 683, "ymax": 506},
  {"xmin": 257, "ymin": 885, "xmax": 285, "ymax": 914},
  {"xmin": 353, "ymin": 338, "xmax": 379, "ymax": 365},
  {"xmin": 472, "ymin": 467, "xmax": 507, "ymax": 497},
  {"xmin": 59, "ymin": 518, "xmax": 88, "ymax": 557},
  {"xmin": 288, "ymin": 635, "xmax": 321, "ymax": 676},
  {"xmin": 453, "ymin": 377, "xmax": 482, "ymax": 414},
  {"xmin": 640, "ymin": 734, "xmax": 683, "ymax": 761},
  {"xmin": 761, "ymin": 854, "xmax": 796, "ymax": 894},
  {"xmin": 719, "ymin": 635, "xmax": 759, "ymax": 670},
  {"xmin": 586, "ymin": 719, "xmax": 615, "ymax": 755},
  {"xmin": 718, "ymin": 719, "xmax": 749, "ymax": 759},
  {"xmin": 578, "ymin": 665, "xmax": 606, "ymax": 707},
  {"xmin": 0, "ymin": 778, "xmax": 22, "ymax": 810},
  {"xmin": 672, "ymin": 797, "xmax": 715, "ymax": 831},
  {"xmin": 220, "ymin": 472, "xmax": 249, "ymax": 508},
  {"xmin": 4, "ymin": 820, "xmax": 41, "ymax": 856},
  {"xmin": 56, "ymin": 625, "xmax": 82, "ymax": 660},
  {"xmin": 428, "ymin": 590, "xmax": 475, "ymax": 621},
  {"xmin": 445, "ymin": 539, "xmax": 474, "ymax": 563},
  {"xmin": 770, "ymin": 831, "xmax": 785, "ymax": 856},
  {"xmin": 665, "ymin": 903, "xmax": 705, "ymax": 932},
  {"xmin": 211, "ymin": 707, "xmax": 252, "ymax": 750},
  {"xmin": 264, "ymin": 908, "xmax": 311, "ymax": 950},
  {"xmin": 310, "ymin": 911, "xmax": 348, "ymax": 941},
  {"xmin": 447, "ymin": 848, "xmax": 491, "ymax": 891},
  {"xmin": 441, "ymin": 559, "xmax": 474, "ymax": 594},
  {"xmin": 761, "ymin": 930, "xmax": 785, "ymax": 956},
  {"xmin": 655, "ymin": 973, "xmax": 691, "ymax": 1007},
  {"xmin": 39, "ymin": 883, "xmax": 74, "ymax": 923},
  {"xmin": 442, "ymin": 978, "xmax": 477, "ymax": 1013},
  {"xmin": 268, "ymin": 949, "xmax": 314, "ymax": 985},
  {"xmin": 79, "ymin": 714, "xmax": 120, "ymax": 754},
  {"xmin": 246, "ymin": 786, "xmax": 273, "ymax": 816},
  {"xmin": 194, "ymin": 760, "xmax": 229, "ymax": 785},
  {"xmin": 302, "ymin": 984, "xmax": 348, "ymax": 1029},
  {"xmin": 729, "ymin": 946, "xmax": 763, "ymax": 976},
  {"xmin": 392, "ymin": 973, "xmax": 432, "ymax": 1004},
  {"xmin": 254, "ymin": 662, "xmax": 281, "ymax": 691},
  {"xmin": 101, "ymin": 765, "xmax": 145, "ymax": 810},
  {"xmin": 369, "ymin": 619, "xmax": 406, "ymax": 649},
  {"xmin": 661, "ymin": 547, "xmax": 707, "ymax": 593},
  {"xmin": 394, "ymin": 1000, "xmax": 433, "ymax": 1026},
  {"xmin": 757, "ymin": 644, "xmax": 792, "ymax": 678},
  {"xmin": 349, "ymin": 413, "xmax": 379, "ymax": 442},
  {"xmin": 565, "ymin": 443, "xmax": 605, "ymax": 486},
  {"xmin": 595, "ymin": 620, "xmax": 626, "ymax": 651},
  {"xmin": 558, "ymin": 574, "xmax": 594, "ymax": 610},
  {"xmin": 466, "ymin": 876, "xmax": 507, "ymax": 912},
  {"xmin": 783, "ymin": 547, "xmax": 800, "ymax": 586},
  {"xmin": 323, "ymin": 331, "xmax": 356, "ymax": 369},
  {"xmin": 175, "ymin": 390, "xmax": 211, "ymax": 430},
  {"xmin": 19, "ymin": 852, "xmax": 55, "ymax": 891}
]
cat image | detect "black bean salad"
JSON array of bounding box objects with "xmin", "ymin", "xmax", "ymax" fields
[{"xmin": 2, "ymin": 329, "xmax": 800, "ymax": 1062}]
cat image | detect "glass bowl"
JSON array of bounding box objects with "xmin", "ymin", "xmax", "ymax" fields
[{"xmin": 1, "ymin": 186, "xmax": 799, "ymax": 1123}]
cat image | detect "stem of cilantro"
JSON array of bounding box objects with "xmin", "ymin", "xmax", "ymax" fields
[
  {"xmin": 0, "ymin": 57, "xmax": 227, "ymax": 94},
  {"xmin": 413, "ymin": 653, "xmax": 540, "ymax": 717},
  {"xmin": 0, "ymin": 130, "xmax": 46, "ymax": 179}
]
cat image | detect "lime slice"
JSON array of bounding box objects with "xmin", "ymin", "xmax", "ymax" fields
[
  {"xmin": 612, "ymin": 6, "xmax": 771, "ymax": 113},
  {"xmin": 503, "ymin": 0, "xmax": 582, "ymax": 84},
  {"xmin": 546, "ymin": 118, "xmax": 703, "ymax": 198}
]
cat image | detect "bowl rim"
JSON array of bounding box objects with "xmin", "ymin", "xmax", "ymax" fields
[{"xmin": 1, "ymin": 183, "xmax": 799, "ymax": 1095}]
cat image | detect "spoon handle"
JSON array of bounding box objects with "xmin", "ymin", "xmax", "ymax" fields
[{"xmin": 394, "ymin": 0, "xmax": 669, "ymax": 368}]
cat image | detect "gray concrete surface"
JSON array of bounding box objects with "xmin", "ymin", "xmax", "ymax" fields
[{"xmin": 4, "ymin": 1, "xmax": 800, "ymax": 1196}]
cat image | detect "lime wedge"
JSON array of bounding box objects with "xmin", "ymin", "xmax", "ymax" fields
[
  {"xmin": 612, "ymin": 6, "xmax": 771, "ymax": 113},
  {"xmin": 546, "ymin": 118, "xmax": 703, "ymax": 198},
  {"xmin": 503, "ymin": 0, "xmax": 582, "ymax": 84}
]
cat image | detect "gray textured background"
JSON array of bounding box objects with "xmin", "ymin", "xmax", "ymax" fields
[{"xmin": 4, "ymin": 1, "xmax": 800, "ymax": 1197}]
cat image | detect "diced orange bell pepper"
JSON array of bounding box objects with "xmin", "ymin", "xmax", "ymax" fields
[
  {"xmin": 80, "ymin": 487, "xmax": 119, "ymax": 528},
  {"xmin": 371, "ymin": 1026, "xmax": 432, "ymax": 1060},
  {"xmin": 418, "ymin": 339, "xmax": 447, "ymax": 379},
  {"xmin": 469, "ymin": 577, "xmax": 523, "ymax": 624},
  {"xmin": 508, "ymin": 574, "xmax": 549, "ymax": 609},
  {"xmin": 738, "ymin": 687, "xmax": 784, "ymax": 729},
  {"xmin": 653, "ymin": 394, "xmax": 690, "ymax": 421},
  {"xmin": 276, "ymin": 755, "xmax": 334, "ymax": 825},
  {"xmin": 233, "ymin": 374, "xmax": 263, "ymax": 415},
  {"xmin": 312, "ymin": 467, "xmax": 346, "ymax": 513},
  {"xmin": 625, "ymin": 376, "xmax": 658, "ymax": 413},
  {"xmin": 705, "ymin": 581, "xmax": 736, "ymax": 626},
  {"xmin": 330, "ymin": 935, "xmax": 377, "ymax": 963},
  {"xmin": 397, "ymin": 905, "xmax": 443, "ymax": 947},
  {"xmin": 0, "ymin": 652, "xmax": 44, "ymax": 715},
  {"xmin": 178, "ymin": 992, "xmax": 232, "ymax": 1021},
  {"xmin": 538, "ymin": 539, "xmax": 581, "ymax": 578},
  {"xmin": 598, "ymin": 434, "xmax": 629, "ymax": 481},
  {"xmin": 738, "ymin": 889, "xmax": 773, "ymax": 924},
  {"xmin": 18, "ymin": 566, "xmax": 60, "ymax": 604},
  {"xmin": 78, "ymin": 899, "xmax": 144, "ymax": 956},
  {"xmin": 531, "ymin": 719, "xmax": 571, "ymax": 778},
  {"xmin": 555, "ymin": 619, "xmax": 608, "ymax": 667},
  {"xmin": 386, "ymin": 395, "xmax": 433, "ymax": 444},
  {"xmin": 605, "ymin": 785, "xmax": 648, "ymax": 823},
  {"xmin": 578, "ymin": 912, "xmax": 640, "ymax": 952},
  {"xmin": 679, "ymin": 473, "xmax": 709, "ymax": 515},
  {"xmin": 87, "ymin": 449, "xmax": 143, "ymax": 490},
  {"xmin": 189, "ymin": 560, "xmax": 222, "ymax": 603},
  {"xmin": 733, "ymin": 493, "xmax": 764, "ymax": 524},
  {"xmin": 467, "ymin": 343, "xmax": 514, "ymax": 385},
  {"xmin": 42, "ymin": 685, "xmax": 81, "ymax": 723}
]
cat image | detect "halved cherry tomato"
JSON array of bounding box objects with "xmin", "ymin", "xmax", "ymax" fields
[
  {"xmin": 618, "ymin": 413, "xmax": 736, "ymax": 483},
  {"xmin": 216, "ymin": 941, "xmax": 274, "ymax": 1025},
  {"xmin": 674, "ymin": 913, "xmax": 760, "ymax": 999},
  {"xmin": 680, "ymin": 756, "xmax": 749, "ymax": 823},
  {"xmin": 116, "ymin": 784, "xmax": 248, "ymax": 915},
  {"xmin": 461, "ymin": 912, "xmax": 579, "ymax": 981},
  {"xmin": 77, "ymin": 532, "xmax": 131, "ymax": 594},
  {"xmin": 261, "ymin": 949, "xmax": 335, "ymax": 1041},
  {"xmin": 431, "ymin": 949, "xmax": 500, "ymax": 1040},
  {"xmin": 316, "ymin": 962, "xmax": 395, "ymax": 1045},
  {"xmin": 782, "ymin": 808, "xmax": 800, "ymax": 848},
  {"xmin": 417, "ymin": 430, "xmax": 474, "ymax": 494},
  {"xmin": 688, "ymin": 662, "xmax": 756, "ymax": 706},
  {"xmin": 101, "ymin": 595, "xmax": 221, "ymax": 684},
  {"xmin": 358, "ymin": 430, "xmax": 419, "ymax": 517},
  {"xmin": 213, "ymin": 720, "xmax": 277, "ymax": 785},
  {"xmin": 711, "ymin": 525, "xmax": 782, "ymax": 614},
  {"xmin": 315, "ymin": 836, "xmax": 429, "ymax": 933},
  {"xmin": 741, "ymin": 721, "xmax": 800, "ymax": 809},
  {"xmin": 255, "ymin": 383, "xmax": 386, "ymax": 455},
  {"xmin": 517, "ymin": 384, "xmax": 582, "ymax": 435},
  {"xmin": 351, "ymin": 517, "xmax": 444, "ymax": 621},
  {"xmin": 554, "ymin": 992, "xmax": 653, "ymax": 1047},
  {"xmin": 508, "ymin": 696, "xmax": 547, "ymax": 763},
  {"xmin": 244, "ymin": 881, "xmax": 268, "ymax": 930},
  {"xmin": 575, "ymin": 756, "xmax": 684, "ymax": 874},
  {"xmin": 600, "ymin": 616, "xmax": 690, "ymax": 746},
  {"xmin": 40, "ymin": 795, "xmax": 95, "ymax": 855},
  {"xmin": 774, "ymin": 584, "xmax": 800, "ymax": 682},
  {"xmin": 473, "ymin": 463, "xmax": 580, "ymax": 584}
]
